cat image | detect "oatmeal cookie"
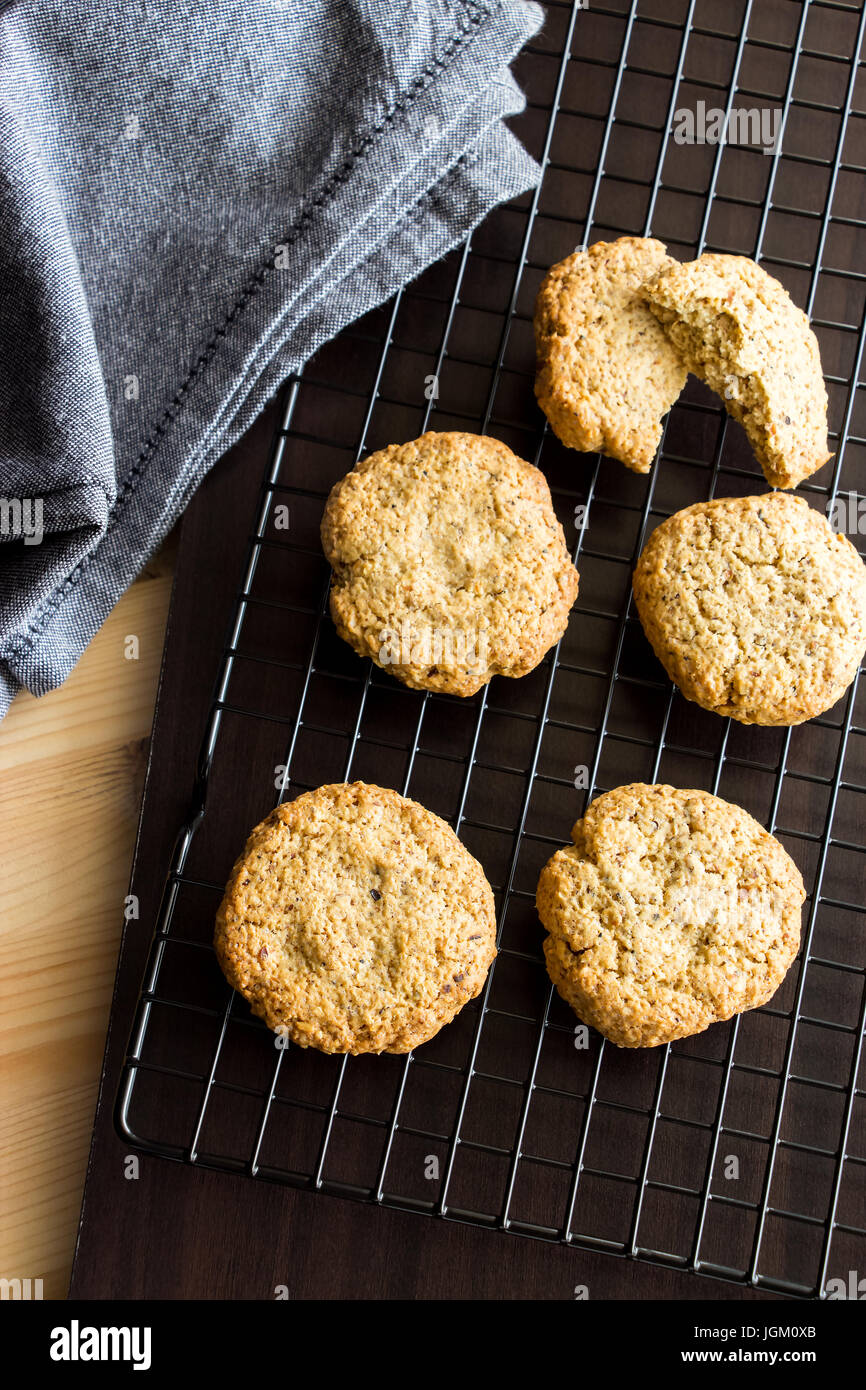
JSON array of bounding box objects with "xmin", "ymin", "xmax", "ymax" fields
[
  {"xmin": 641, "ymin": 253, "xmax": 831, "ymax": 489},
  {"xmin": 537, "ymin": 783, "xmax": 804, "ymax": 1048},
  {"xmin": 321, "ymin": 431, "xmax": 578, "ymax": 696},
  {"xmin": 534, "ymin": 237, "xmax": 688, "ymax": 471},
  {"xmin": 633, "ymin": 493, "xmax": 866, "ymax": 725},
  {"xmin": 215, "ymin": 782, "xmax": 497, "ymax": 1054}
]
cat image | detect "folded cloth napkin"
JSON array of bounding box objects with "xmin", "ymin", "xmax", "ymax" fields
[{"xmin": 0, "ymin": 0, "xmax": 543, "ymax": 716}]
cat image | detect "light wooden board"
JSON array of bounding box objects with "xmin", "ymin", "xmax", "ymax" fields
[{"xmin": 0, "ymin": 537, "xmax": 176, "ymax": 1299}]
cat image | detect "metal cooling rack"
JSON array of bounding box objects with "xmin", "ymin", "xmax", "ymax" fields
[{"xmin": 117, "ymin": 0, "xmax": 866, "ymax": 1299}]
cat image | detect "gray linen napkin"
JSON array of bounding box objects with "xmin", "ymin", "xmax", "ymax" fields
[{"xmin": 0, "ymin": 0, "xmax": 543, "ymax": 715}]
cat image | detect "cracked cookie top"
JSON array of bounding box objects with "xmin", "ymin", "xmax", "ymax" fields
[{"xmin": 537, "ymin": 783, "xmax": 804, "ymax": 1048}]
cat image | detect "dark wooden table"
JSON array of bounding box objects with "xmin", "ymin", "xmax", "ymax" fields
[{"xmin": 69, "ymin": 414, "xmax": 783, "ymax": 1302}]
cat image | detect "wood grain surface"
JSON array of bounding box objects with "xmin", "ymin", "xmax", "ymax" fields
[{"xmin": 0, "ymin": 535, "xmax": 176, "ymax": 1300}]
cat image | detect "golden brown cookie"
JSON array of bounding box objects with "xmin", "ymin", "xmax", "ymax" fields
[
  {"xmin": 641, "ymin": 253, "xmax": 831, "ymax": 489},
  {"xmin": 633, "ymin": 493, "xmax": 866, "ymax": 726},
  {"xmin": 321, "ymin": 431, "xmax": 578, "ymax": 696},
  {"xmin": 533, "ymin": 237, "xmax": 688, "ymax": 472},
  {"xmin": 215, "ymin": 782, "xmax": 496, "ymax": 1054},
  {"xmin": 537, "ymin": 783, "xmax": 804, "ymax": 1048}
]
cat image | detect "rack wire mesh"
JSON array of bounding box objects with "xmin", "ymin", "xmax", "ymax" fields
[{"xmin": 117, "ymin": 0, "xmax": 866, "ymax": 1298}]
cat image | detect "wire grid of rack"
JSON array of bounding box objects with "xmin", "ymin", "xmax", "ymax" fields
[{"xmin": 117, "ymin": 0, "xmax": 866, "ymax": 1298}]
